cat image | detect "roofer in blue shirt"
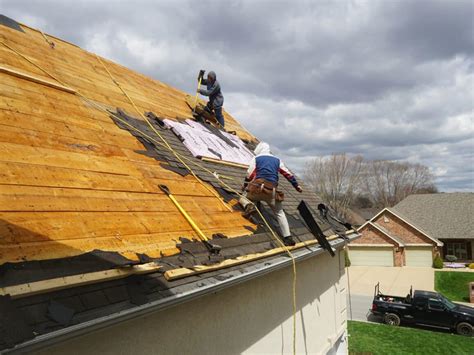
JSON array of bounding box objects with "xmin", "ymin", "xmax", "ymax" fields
[
  {"xmin": 242, "ymin": 142, "xmax": 303, "ymax": 246},
  {"xmin": 197, "ymin": 70, "xmax": 225, "ymax": 128}
]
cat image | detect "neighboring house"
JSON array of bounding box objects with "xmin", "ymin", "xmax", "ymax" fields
[
  {"xmin": 0, "ymin": 16, "xmax": 358, "ymax": 354},
  {"xmin": 350, "ymin": 193, "xmax": 474, "ymax": 267},
  {"xmin": 393, "ymin": 193, "xmax": 474, "ymax": 263},
  {"xmin": 346, "ymin": 207, "xmax": 380, "ymax": 227}
]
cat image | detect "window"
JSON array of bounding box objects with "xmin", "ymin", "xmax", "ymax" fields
[
  {"xmin": 446, "ymin": 242, "xmax": 468, "ymax": 260},
  {"xmin": 428, "ymin": 299, "xmax": 444, "ymax": 311},
  {"xmin": 440, "ymin": 295, "xmax": 457, "ymax": 310}
]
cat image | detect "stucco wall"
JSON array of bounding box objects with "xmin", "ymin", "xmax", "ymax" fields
[{"xmin": 38, "ymin": 250, "xmax": 347, "ymax": 355}]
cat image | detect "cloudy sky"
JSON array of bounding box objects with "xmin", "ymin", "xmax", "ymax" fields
[{"xmin": 2, "ymin": 0, "xmax": 473, "ymax": 191}]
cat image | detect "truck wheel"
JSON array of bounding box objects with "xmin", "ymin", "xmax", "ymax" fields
[
  {"xmin": 384, "ymin": 313, "xmax": 401, "ymax": 326},
  {"xmin": 456, "ymin": 322, "xmax": 473, "ymax": 337}
]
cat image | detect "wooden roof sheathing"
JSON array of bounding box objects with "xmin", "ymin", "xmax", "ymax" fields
[{"xmin": 0, "ymin": 20, "xmax": 258, "ymax": 265}]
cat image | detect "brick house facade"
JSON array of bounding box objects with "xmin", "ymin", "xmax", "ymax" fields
[{"xmin": 351, "ymin": 208, "xmax": 442, "ymax": 267}]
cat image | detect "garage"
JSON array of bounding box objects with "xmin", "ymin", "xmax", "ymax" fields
[
  {"xmin": 349, "ymin": 246, "xmax": 394, "ymax": 267},
  {"xmin": 405, "ymin": 246, "xmax": 433, "ymax": 267}
]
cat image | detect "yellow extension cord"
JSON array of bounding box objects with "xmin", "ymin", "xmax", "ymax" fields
[{"xmin": 0, "ymin": 39, "xmax": 298, "ymax": 355}]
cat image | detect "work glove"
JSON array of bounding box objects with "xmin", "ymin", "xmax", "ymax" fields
[
  {"xmin": 296, "ymin": 185, "xmax": 303, "ymax": 193},
  {"xmin": 198, "ymin": 69, "xmax": 205, "ymax": 81}
]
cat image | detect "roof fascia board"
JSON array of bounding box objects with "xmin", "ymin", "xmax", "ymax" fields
[
  {"xmin": 348, "ymin": 244, "xmax": 394, "ymax": 247},
  {"xmin": 405, "ymin": 243, "xmax": 435, "ymax": 247},
  {"xmin": 6, "ymin": 234, "xmax": 358, "ymax": 354}
]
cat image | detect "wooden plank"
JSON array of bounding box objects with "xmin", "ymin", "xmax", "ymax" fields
[
  {"xmin": 0, "ymin": 95, "xmax": 122, "ymax": 134},
  {"xmin": 0, "ymin": 185, "xmax": 233, "ymax": 213},
  {"xmin": 0, "ymin": 211, "xmax": 254, "ymax": 244},
  {"xmin": 0, "ymin": 262, "xmax": 162, "ymax": 299},
  {"xmin": 0, "ymin": 50, "xmax": 191, "ymax": 121},
  {"xmin": 0, "ymin": 109, "xmax": 143, "ymax": 150},
  {"xmin": 0, "ymin": 225, "xmax": 252, "ymax": 264},
  {"xmin": 0, "ymin": 141, "xmax": 140, "ymax": 176},
  {"xmin": 0, "ymin": 33, "xmax": 255, "ymax": 140},
  {"xmin": 0, "ymin": 161, "xmax": 224, "ymax": 198},
  {"xmin": 0, "ymin": 124, "xmax": 126, "ymax": 158},
  {"xmin": 0, "ymin": 36, "xmax": 254, "ymax": 144},
  {"xmin": 0, "ymin": 85, "xmax": 130, "ymax": 131},
  {"xmin": 201, "ymin": 157, "xmax": 249, "ymax": 169},
  {"xmin": 0, "ymin": 64, "xmax": 76, "ymax": 93},
  {"xmin": 164, "ymin": 236, "xmax": 340, "ymax": 281},
  {"xmin": 0, "ymin": 236, "xmax": 179, "ymax": 264},
  {"xmin": 0, "ymin": 161, "xmax": 155, "ymax": 192}
]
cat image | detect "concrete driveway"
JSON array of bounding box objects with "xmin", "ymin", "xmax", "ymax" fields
[
  {"xmin": 346, "ymin": 266, "xmax": 435, "ymax": 322},
  {"xmin": 347, "ymin": 266, "xmax": 434, "ymax": 296}
]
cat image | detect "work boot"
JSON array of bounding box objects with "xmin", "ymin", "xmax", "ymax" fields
[
  {"xmin": 242, "ymin": 202, "xmax": 256, "ymax": 218},
  {"xmin": 204, "ymin": 104, "xmax": 212, "ymax": 114},
  {"xmin": 282, "ymin": 236, "xmax": 296, "ymax": 247}
]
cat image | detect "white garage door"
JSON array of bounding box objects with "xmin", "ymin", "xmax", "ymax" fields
[
  {"xmin": 349, "ymin": 247, "xmax": 394, "ymax": 266},
  {"xmin": 405, "ymin": 247, "xmax": 433, "ymax": 267}
]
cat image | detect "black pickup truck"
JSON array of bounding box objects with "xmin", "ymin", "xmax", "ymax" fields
[{"xmin": 370, "ymin": 283, "xmax": 474, "ymax": 336}]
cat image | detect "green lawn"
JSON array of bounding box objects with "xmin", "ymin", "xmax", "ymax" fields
[
  {"xmin": 435, "ymin": 271, "xmax": 474, "ymax": 302},
  {"xmin": 348, "ymin": 321, "xmax": 474, "ymax": 355}
]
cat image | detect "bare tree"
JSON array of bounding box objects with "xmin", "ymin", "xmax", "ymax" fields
[
  {"xmin": 305, "ymin": 154, "xmax": 437, "ymax": 213},
  {"xmin": 362, "ymin": 160, "xmax": 437, "ymax": 207},
  {"xmin": 304, "ymin": 153, "xmax": 364, "ymax": 217}
]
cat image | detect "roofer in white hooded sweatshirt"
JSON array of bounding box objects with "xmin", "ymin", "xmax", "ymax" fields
[{"xmin": 242, "ymin": 142, "xmax": 303, "ymax": 246}]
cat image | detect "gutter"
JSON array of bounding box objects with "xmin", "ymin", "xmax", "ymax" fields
[{"xmin": 4, "ymin": 234, "xmax": 359, "ymax": 354}]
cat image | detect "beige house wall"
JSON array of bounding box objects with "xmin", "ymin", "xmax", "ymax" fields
[{"xmin": 38, "ymin": 250, "xmax": 347, "ymax": 355}]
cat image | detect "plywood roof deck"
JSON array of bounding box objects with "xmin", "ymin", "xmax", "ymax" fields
[{"xmin": 0, "ymin": 21, "xmax": 257, "ymax": 264}]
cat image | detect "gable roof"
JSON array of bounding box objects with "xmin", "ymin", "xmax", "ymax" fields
[
  {"xmin": 357, "ymin": 208, "xmax": 443, "ymax": 246},
  {"xmin": 362, "ymin": 222, "xmax": 405, "ymax": 246},
  {"xmin": 392, "ymin": 193, "xmax": 474, "ymax": 241},
  {"xmin": 0, "ymin": 16, "xmax": 358, "ymax": 352}
]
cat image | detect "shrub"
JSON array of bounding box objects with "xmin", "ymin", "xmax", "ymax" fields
[
  {"xmin": 345, "ymin": 248, "xmax": 351, "ymax": 267},
  {"xmin": 433, "ymin": 255, "xmax": 444, "ymax": 269},
  {"xmin": 469, "ymin": 263, "xmax": 474, "ymax": 269},
  {"xmin": 445, "ymin": 255, "xmax": 457, "ymax": 262}
]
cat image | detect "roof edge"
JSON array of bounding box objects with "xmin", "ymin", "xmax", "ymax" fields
[{"xmin": 4, "ymin": 234, "xmax": 358, "ymax": 354}]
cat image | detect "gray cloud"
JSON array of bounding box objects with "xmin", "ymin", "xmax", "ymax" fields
[{"xmin": 1, "ymin": 0, "xmax": 473, "ymax": 191}]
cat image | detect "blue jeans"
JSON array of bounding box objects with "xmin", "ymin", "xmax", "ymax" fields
[{"xmin": 214, "ymin": 106, "xmax": 225, "ymax": 127}]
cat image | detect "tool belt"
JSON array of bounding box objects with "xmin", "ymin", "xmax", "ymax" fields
[{"xmin": 247, "ymin": 178, "xmax": 284, "ymax": 202}]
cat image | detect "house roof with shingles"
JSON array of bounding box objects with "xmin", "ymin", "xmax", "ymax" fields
[
  {"xmin": 392, "ymin": 193, "xmax": 474, "ymax": 241},
  {"xmin": 0, "ymin": 15, "xmax": 357, "ymax": 352}
]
